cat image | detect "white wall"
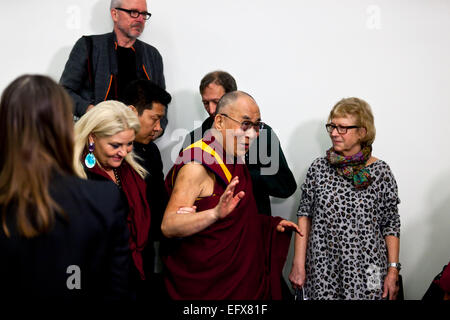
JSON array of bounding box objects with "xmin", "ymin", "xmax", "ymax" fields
[{"xmin": 1, "ymin": 0, "xmax": 449, "ymax": 300}]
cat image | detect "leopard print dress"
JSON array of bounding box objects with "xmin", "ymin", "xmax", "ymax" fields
[{"xmin": 297, "ymin": 157, "xmax": 400, "ymax": 300}]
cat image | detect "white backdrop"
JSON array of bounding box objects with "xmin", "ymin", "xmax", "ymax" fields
[{"xmin": 1, "ymin": 0, "xmax": 449, "ymax": 300}]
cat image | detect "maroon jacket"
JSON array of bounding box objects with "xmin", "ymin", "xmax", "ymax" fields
[{"xmin": 161, "ymin": 135, "xmax": 292, "ymax": 299}]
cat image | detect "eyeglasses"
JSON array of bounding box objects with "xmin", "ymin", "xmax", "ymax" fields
[
  {"xmin": 219, "ymin": 113, "xmax": 264, "ymax": 132},
  {"xmin": 115, "ymin": 7, "xmax": 152, "ymax": 20},
  {"xmin": 325, "ymin": 123, "xmax": 359, "ymax": 134}
]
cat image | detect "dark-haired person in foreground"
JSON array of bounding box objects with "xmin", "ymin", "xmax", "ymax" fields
[
  {"xmin": 123, "ymin": 79, "xmax": 171, "ymax": 300},
  {"xmin": 161, "ymin": 91, "xmax": 301, "ymax": 299},
  {"xmin": 0, "ymin": 75, "xmax": 130, "ymax": 301}
]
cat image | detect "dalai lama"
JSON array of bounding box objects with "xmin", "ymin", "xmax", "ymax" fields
[{"xmin": 161, "ymin": 91, "xmax": 301, "ymax": 300}]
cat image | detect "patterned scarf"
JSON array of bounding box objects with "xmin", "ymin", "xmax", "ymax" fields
[{"xmin": 326, "ymin": 145, "xmax": 373, "ymax": 190}]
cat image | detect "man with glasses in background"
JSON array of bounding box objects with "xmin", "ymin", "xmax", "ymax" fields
[{"xmin": 60, "ymin": 0, "xmax": 166, "ymax": 125}]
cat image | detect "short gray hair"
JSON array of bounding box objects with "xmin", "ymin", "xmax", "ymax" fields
[
  {"xmin": 110, "ymin": 0, "xmax": 122, "ymax": 10},
  {"xmin": 328, "ymin": 97, "xmax": 376, "ymax": 147}
]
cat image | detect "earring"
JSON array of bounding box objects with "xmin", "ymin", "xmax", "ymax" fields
[{"xmin": 84, "ymin": 142, "xmax": 96, "ymax": 168}]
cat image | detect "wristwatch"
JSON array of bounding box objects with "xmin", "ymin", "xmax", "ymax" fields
[{"xmin": 387, "ymin": 262, "xmax": 402, "ymax": 271}]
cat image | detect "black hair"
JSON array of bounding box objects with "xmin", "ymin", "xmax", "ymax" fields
[{"xmin": 122, "ymin": 80, "xmax": 172, "ymax": 115}]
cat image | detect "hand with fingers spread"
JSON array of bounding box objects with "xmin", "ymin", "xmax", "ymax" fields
[
  {"xmin": 276, "ymin": 220, "xmax": 303, "ymax": 236},
  {"xmin": 213, "ymin": 176, "xmax": 245, "ymax": 220}
]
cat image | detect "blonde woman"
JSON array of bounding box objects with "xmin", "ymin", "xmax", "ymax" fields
[
  {"xmin": 74, "ymin": 100, "xmax": 151, "ymax": 294},
  {"xmin": 289, "ymin": 97, "xmax": 401, "ymax": 300}
]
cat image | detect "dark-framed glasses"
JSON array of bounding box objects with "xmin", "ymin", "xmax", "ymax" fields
[
  {"xmin": 220, "ymin": 113, "xmax": 265, "ymax": 132},
  {"xmin": 325, "ymin": 123, "xmax": 359, "ymax": 134},
  {"xmin": 115, "ymin": 7, "xmax": 151, "ymax": 20}
]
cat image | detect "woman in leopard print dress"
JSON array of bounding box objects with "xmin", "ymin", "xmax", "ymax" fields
[{"xmin": 289, "ymin": 98, "xmax": 401, "ymax": 300}]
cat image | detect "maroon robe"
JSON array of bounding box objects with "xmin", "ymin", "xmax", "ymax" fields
[{"xmin": 161, "ymin": 135, "xmax": 292, "ymax": 299}]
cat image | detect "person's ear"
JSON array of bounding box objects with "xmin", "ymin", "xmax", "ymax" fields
[
  {"xmin": 358, "ymin": 127, "xmax": 367, "ymax": 140},
  {"xmin": 214, "ymin": 114, "xmax": 224, "ymax": 130},
  {"xmin": 88, "ymin": 134, "xmax": 95, "ymax": 144},
  {"xmin": 111, "ymin": 8, "xmax": 118, "ymax": 22},
  {"xmin": 128, "ymin": 105, "xmax": 138, "ymax": 115}
]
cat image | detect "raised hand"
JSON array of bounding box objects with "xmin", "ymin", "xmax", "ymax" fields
[{"xmin": 213, "ymin": 176, "xmax": 245, "ymax": 220}]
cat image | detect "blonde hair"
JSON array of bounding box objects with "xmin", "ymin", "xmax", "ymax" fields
[
  {"xmin": 73, "ymin": 100, "xmax": 147, "ymax": 179},
  {"xmin": 328, "ymin": 97, "xmax": 376, "ymax": 147}
]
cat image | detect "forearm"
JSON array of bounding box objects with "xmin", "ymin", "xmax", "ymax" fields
[
  {"xmin": 161, "ymin": 207, "xmax": 218, "ymax": 238},
  {"xmin": 292, "ymin": 216, "xmax": 311, "ymax": 268},
  {"xmin": 382, "ymin": 235, "xmax": 400, "ymax": 299},
  {"xmin": 385, "ymin": 235, "xmax": 399, "ymax": 262},
  {"xmin": 385, "ymin": 235, "xmax": 400, "ymax": 272}
]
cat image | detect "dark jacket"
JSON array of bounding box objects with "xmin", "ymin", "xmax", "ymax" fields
[
  {"xmin": 84, "ymin": 166, "xmax": 154, "ymax": 285},
  {"xmin": 245, "ymin": 123, "xmax": 297, "ymax": 215},
  {"xmin": 0, "ymin": 173, "xmax": 130, "ymax": 301},
  {"xmin": 183, "ymin": 119, "xmax": 297, "ymax": 215},
  {"xmin": 60, "ymin": 31, "xmax": 165, "ymax": 117},
  {"xmin": 133, "ymin": 142, "xmax": 170, "ymax": 300},
  {"xmin": 133, "ymin": 141, "xmax": 168, "ymax": 243}
]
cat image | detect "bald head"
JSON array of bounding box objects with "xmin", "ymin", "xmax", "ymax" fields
[{"xmin": 215, "ymin": 91, "xmax": 257, "ymax": 116}]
